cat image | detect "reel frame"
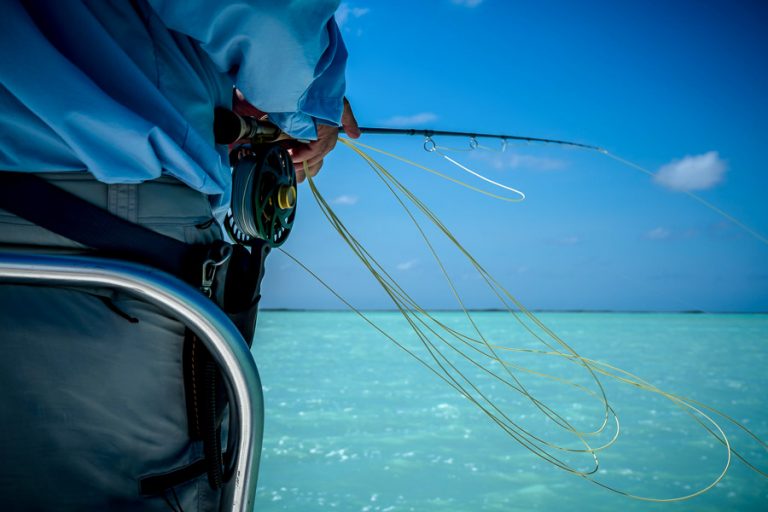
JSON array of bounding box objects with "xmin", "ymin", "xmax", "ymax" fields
[{"xmin": 225, "ymin": 143, "xmax": 297, "ymax": 248}]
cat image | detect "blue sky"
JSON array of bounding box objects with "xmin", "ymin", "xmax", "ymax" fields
[{"xmin": 261, "ymin": 0, "xmax": 768, "ymax": 312}]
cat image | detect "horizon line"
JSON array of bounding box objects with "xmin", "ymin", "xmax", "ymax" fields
[{"xmin": 260, "ymin": 308, "xmax": 768, "ymax": 315}]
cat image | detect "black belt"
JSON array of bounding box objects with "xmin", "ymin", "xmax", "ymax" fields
[{"xmin": 0, "ymin": 172, "xmax": 214, "ymax": 284}]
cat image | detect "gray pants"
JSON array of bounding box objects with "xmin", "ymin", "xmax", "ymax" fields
[{"xmin": 0, "ymin": 174, "xmax": 224, "ymax": 511}]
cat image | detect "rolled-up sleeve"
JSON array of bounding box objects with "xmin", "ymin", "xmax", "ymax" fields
[{"xmin": 148, "ymin": 0, "xmax": 348, "ymax": 140}]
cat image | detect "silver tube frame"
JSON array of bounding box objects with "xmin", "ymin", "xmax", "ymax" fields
[{"xmin": 0, "ymin": 252, "xmax": 263, "ymax": 512}]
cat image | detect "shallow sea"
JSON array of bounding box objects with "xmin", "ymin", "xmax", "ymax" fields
[{"xmin": 251, "ymin": 311, "xmax": 768, "ymax": 511}]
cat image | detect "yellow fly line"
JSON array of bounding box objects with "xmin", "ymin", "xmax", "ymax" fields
[
  {"xmin": 602, "ymin": 152, "xmax": 768, "ymax": 246},
  {"xmin": 279, "ymin": 140, "xmax": 766, "ymax": 502}
]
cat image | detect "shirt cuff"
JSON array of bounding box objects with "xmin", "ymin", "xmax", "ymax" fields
[{"xmin": 267, "ymin": 111, "xmax": 318, "ymax": 141}]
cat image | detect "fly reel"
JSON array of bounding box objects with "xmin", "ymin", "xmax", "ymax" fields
[{"xmin": 225, "ymin": 143, "xmax": 297, "ymax": 248}]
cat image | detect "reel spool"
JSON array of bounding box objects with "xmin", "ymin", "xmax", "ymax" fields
[{"xmin": 225, "ymin": 143, "xmax": 297, "ymax": 248}]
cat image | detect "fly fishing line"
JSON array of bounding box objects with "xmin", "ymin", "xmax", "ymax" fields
[
  {"xmin": 295, "ymin": 160, "xmax": 616, "ymax": 474},
  {"xmin": 602, "ymin": 152, "xmax": 768, "ymax": 246},
  {"xmin": 279, "ymin": 141, "xmax": 766, "ymax": 502}
]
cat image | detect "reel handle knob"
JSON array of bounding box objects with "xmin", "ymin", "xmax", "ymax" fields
[{"xmin": 277, "ymin": 186, "xmax": 297, "ymax": 210}]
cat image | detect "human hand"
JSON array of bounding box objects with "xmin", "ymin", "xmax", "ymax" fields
[{"xmin": 290, "ymin": 97, "xmax": 360, "ymax": 183}]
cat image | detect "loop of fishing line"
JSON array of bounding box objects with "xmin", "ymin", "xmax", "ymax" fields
[
  {"xmin": 281, "ymin": 141, "xmax": 768, "ymax": 502},
  {"xmin": 419, "ymin": 136, "xmax": 526, "ymax": 201},
  {"xmin": 349, "ymin": 138, "xmax": 525, "ymax": 202},
  {"xmin": 435, "ymin": 149, "xmax": 526, "ymax": 201}
]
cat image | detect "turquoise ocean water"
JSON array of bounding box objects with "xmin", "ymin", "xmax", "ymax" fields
[{"xmin": 251, "ymin": 311, "xmax": 768, "ymax": 511}]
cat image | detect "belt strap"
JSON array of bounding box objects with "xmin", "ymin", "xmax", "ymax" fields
[{"xmin": 0, "ymin": 172, "xmax": 208, "ymax": 283}]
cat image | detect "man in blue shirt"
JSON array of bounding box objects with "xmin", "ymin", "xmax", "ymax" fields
[
  {"xmin": 0, "ymin": 0, "xmax": 359, "ymax": 215},
  {"xmin": 0, "ymin": 1, "xmax": 358, "ymax": 509}
]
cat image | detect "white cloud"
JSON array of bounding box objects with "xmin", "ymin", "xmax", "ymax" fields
[
  {"xmin": 331, "ymin": 194, "xmax": 358, "ymax": 206},
  {"xmin": 396, "ymin": 259, "xmax": 419, "ymax": 271},
  {"xmin": 654, "ymin": 151, "xmax": 727, "ymax": 192},
  {"xmin": 646, "ymin": 227, "xmax": 671, "ymax": 240},
  {"xmin": 470, "ymin": 151, "xmax": 567, "ymax": 172},
  {"xmin": 452, "ymin": 0, "xmax": 484, "ymax": 7},
  {"xmin": 336, "ymin": 3, "xmax": 370, "ymax": 29},
  {"xmin": 381, "ymin": 112, "xmax": 438, "ymax": 127}
]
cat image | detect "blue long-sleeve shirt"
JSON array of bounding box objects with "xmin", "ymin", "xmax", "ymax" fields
[{"xmin": 0, "ymin": 0, "xmax": 347, "ymax": 217}]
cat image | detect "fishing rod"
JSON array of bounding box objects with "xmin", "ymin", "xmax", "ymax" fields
[
  {"xmin": 212, "ymin": 107, "xmax": 605, "ymax": 152},
  {"xmin": 339, "ymin": 126, "xmax": 768, "ymax": 246},
  {"xmin": 348, "ymin": 126, "xmax": 607, "ymax": 153}
]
